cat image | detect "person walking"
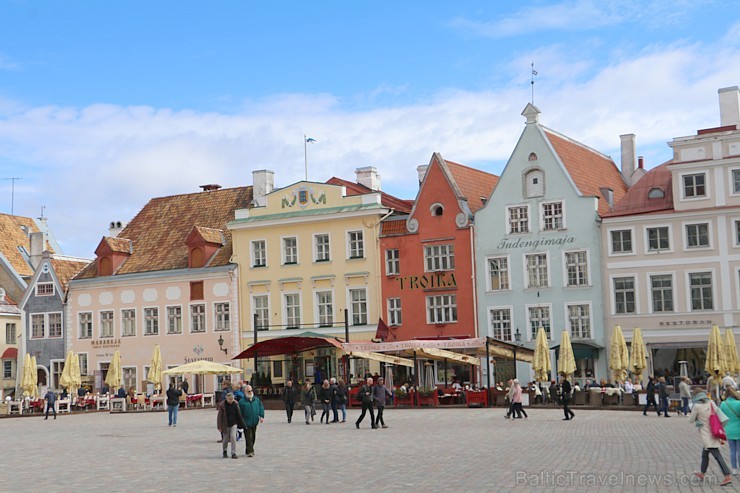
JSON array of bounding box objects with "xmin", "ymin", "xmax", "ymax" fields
[
  {"xmin": 44, "ymin": 389, "xmax": 57, "ymax": 420},
  {"xmin": 355, "ymin": 377, "xmax": 377, "ymax": 429},
  {"xmin": 166, "ymin": 383, "xmax": 182, "ymax": 427},
  {"xmin": 679, "ymin": 376, "xmax": 692, "ymax": 416},
  {"xmin": 373, "ymin": 377, "xmax": 392, "ymax": 428},
  {"xmin": 643, "ymin": 376, "xmax": 660, "ymax": 416},
  {"xmin": 512, "ymin": 379, "xmax": 528, "ymax": 419},
  {"xmin": 689, "ymin": 391, "xmax": 733, "ymax": 485},
  {"xmin": 337, "ymin": 378, "xmax": 348, "ymax": 423},
  {"xmin": 319, "ymin": 380, "xmax": 332, "ymax": 424},
  {"xmin": 560, "ymin": 376, "xmax": 575, "ymax": 421},
  {"xmin": 721, "ymin": 388, "xmax": 740, "ymax": 475},
  {"xmin": 657, "ymin": 376, "xmax": 670, "ymax": 418},
  {"xmin": 283, "ymin": 379, "xmax": 296, "ymax": 423},
  {"xmin": 301, "ymin": 381, "xmax": 317, "ymax": 425},
  {"xmin": 238, "ymin": 385, "xmax": 264, "ymax": 457},
  {"xmin": 505, "ymin": 379, "xmax": 516, "ymax": 419},
  {"xmin": 329, "ymin": 377, "xmax": 340, "ymax": 423},
  {"xmin": 181, "ymin": 378, "xmax": 189, "ymax": 395},
  {"xmin": 217, "ymin": 392, "xmax": 246, "ymax": 459}
]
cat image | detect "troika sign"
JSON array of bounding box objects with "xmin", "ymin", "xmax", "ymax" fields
[
  {"xmin": 395, "ymin": 272, "xmax": 457, "ymax": 290},
  {"xmin": 496, "ymin": 235, "xmax": 576, "ymax": 251},
  {"xmin": 342, "ymin": 337, "xmax": 486, "ymax": 353}
]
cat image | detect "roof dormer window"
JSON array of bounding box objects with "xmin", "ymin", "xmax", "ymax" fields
[{"xmin": 648, "ymin": 187, "xmax": 665, "ymax": 199}]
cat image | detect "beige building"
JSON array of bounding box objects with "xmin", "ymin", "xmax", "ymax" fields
[{"xmin": 602, "ymin": 86, "xmax": 740, "ymax": 381}]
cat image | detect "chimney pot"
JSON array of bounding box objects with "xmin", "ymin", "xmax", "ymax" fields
[
  {"xmin": 719, "ymin": 86, "xmax": 740, "ymax": 128},
  {"xmin": 108, "ymin": 220, "xmax": 127, "ymax": 237},
  {"xmin": 199, "ymin": 184, "xmax": 222, "ymax": 192},
  {"xmin": 252, "ymin": 170, "xmax": 275, "ymax": 207},
  {"xmin": 417, "ymin": 165, "xmax": 429, "ymax": 187},
  {"xmin": 355, "ymin": 166, "xmax": 381, "ymax": 191},
  {"xmin": 638, "ymin": 156, "xmax": 644, "ymax": 169}
]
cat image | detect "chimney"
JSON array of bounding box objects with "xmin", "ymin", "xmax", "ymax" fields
[
  {"xmin": 252, "ymin": 169, "xmax": 275, "ymax": 207},
  {"xmin": 355, "ymin": 166, "xmax": 381, "ymax": 191},
  {"xmin": 620, "ymin": 134, "xmax": 637, "ymax": 185},
  {"xmin": 417, "ymin": 165, "xmax": 429, "ymax": 187},
  {"xmin": 719, "ymin": 86, "xmax": 740, "ymax": 128},
  {"xmin": 638, "ymin": 156, "xmax": 644, "ymax": 169},
  {"xmin": 109, "ymin": 220, "xmax": 127, "ymax": 237},
  {"xmin": 29, "ymin": 231, "xmax": 46, "ymax": 269},
  {"xmin": 199, "ymin": 184, "xmax": 222, "ymax": 192},
  {"xmin": 0, "ymin": 288, "xmax": 5, "ymax": 302}
]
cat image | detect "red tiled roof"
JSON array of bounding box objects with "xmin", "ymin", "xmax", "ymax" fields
[
  {"xmin": 74, "ymin": 187, "xmax": 252, "ymax": 279},
  {"xmin": 544, "ymin": 129, "xmax": 628, "ymax": 216},
  {"xmin": 325, "ymin": 177, "xmax": 413, "ymax": 213},
  {"xmin": 103, "ymin": 237, "xmax": 133, "ymax": 254},
  {"xmin": 444, "ymin": 160, "xmax": 499, "ymax": 213},
  {"xmin": 193, "ymin": 226, "xmax": 225, "ymax": 245},
  {"xmin": 1, "ymin": 347, "xmax": 17, "ymax": 359},
  {"xmin": 50, "ymin": 257, "xmax": 90, "ymax": 290},
  {"xmin": 603, "ymin": 162, "xmax": 674, "ymax": 218},
  {"xmin": 0, "ymin": 214, "xmax": 52, "ymax": 278},
  {"xmin": 380, "ymin": 218, "xmax": 408, "ymax": 236}
]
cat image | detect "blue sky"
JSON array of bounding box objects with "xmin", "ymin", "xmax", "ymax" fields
[{"xmin": 0, "ymin": 1, "xmax": 738, "ymax": 257}]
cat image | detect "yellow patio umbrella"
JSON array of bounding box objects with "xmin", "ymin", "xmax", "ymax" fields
[
  {"xmin": 609, "ymin": 325, "xmax": 629, "ymax": 383},
  {"xmin": 557, "ymin": 330, "xmax": 576, "ymax": 379},
  {"xmin": 724, "ymin": 329, "xmax": 740, "ymax": 375},
  {"xmin": 30, "ymin": 356, "xmax": 39, "ymax": 399},
  {"xmin": 59, "ymin": 350, "xmax": 75, "ymax": 393},
  {"xmin": 629, "ymin": 328, "xmax": 647, "ymax": 383},
  {"xmin": 161, "ymin": 360, "xmax": 243, "ymax": 376},
  {"xmin": 532, "ymin": 327, "xmax": 551, "ymax": 382},
  {"xmin": 147, "ymin": 345, "xmax": 163, "ymax": 392},
  {"xmin": 20, "ymin": 353, "xmax": 34, "ymax": 398},
  {"xmin": 706, "ymin": 325, "xmax": 725, "ymax": 377},
  {"xmin": 105, "ymin": 349, "xmax": 123, "ymax": 390}
]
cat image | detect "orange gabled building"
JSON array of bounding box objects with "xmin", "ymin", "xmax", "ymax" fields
[{"xmin": 379, "ymin": 153, "xmax": 498, "ymax": 353}]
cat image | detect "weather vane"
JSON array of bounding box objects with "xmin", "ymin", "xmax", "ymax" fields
[{"xmin": 531, "ymin": 62, "xmax": 538, "ymax": 105}]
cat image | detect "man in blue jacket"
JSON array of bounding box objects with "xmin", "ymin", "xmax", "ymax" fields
[{"xmin": 238, "ymin": 385, "xmax": 265, "ymax": 457}]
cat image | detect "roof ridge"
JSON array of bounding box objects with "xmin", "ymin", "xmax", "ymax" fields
[
  {"xmin": 445, "ymin": 160, "xmax": 498, "ymax": 178},
  {"xmin": 147, "ymin": 185, "xmax": 250, "ymax": 202},
  {"xmin": 542, "ymin": 126, "xmax": 613, "ymax": 162}
]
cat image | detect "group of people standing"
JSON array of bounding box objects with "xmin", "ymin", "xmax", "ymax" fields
[{"xmin": 216, "ymin": 381, "xmax": 265, "ymax": 459}]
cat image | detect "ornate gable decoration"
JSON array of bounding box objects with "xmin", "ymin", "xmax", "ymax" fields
[{"xmin": 281, "ymin": 186, "xmax": 326, "ymax": 210}]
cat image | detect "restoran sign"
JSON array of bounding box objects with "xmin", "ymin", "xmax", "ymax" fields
[{"xmin": 342, "ymin": 337, "xmax": 486, "ymax": 353}]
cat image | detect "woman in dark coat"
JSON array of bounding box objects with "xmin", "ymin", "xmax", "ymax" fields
[{"xmin": 319, "ymin": 379, "xmax": 332, "ymax": 424}]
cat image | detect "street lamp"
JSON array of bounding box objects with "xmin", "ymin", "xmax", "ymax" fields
[
  {"xmin": 513, "ymin": 328, "xmax": 521, "ymax": 380},
  {"xmin": 217, "ymin": 335, "xmax": 228, "ymax": 355}
]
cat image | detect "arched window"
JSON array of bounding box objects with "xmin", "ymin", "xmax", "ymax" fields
[
  {"xmin": 191, "ymin": 247, "xmax": 205, "ymax": 268},
  {"xmin": 430, "ymin": 203, "xmax": 444, "ymax": 216},
  {"xmin": 647, "ymin": 188, "xmax": 665, "ymax": 199},
  {"xmin": 528, "ymin": 152, "xmax": 538, "ymax": 161},
  {"xmin": 98, "ymin": 257, "xmax": 112, "ymax": 276},
  {"xmin": 525, "ymin": 169, "xmax": 544, "ymax": 198}
]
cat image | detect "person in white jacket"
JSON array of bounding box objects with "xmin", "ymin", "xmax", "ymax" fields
[{"xmin": 689, "ymin": 391, "xmax": 732, "ymax": 486}]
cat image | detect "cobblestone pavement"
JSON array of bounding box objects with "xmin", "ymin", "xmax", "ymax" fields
[{"xmin": 2, "ymin": 406, "xmax": 740, "ymax": 492}]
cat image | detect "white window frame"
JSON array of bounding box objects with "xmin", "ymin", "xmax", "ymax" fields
[
  {"xmin": 35, "ymin": 282, "xmax": 55, "ymax": 297},
  {"xmin": 385, "ymin": 249, "xmax": 400, "ymax": 276},
  {"xmin": 144, "ymin": 307, "xmax": 159, "ymax": 336},
  {"xmin": 644, "ymin": 224, "xmax": 673, "ymax": 254},
  {"xmin": 387, "ymin": 297, "xmax": 402, "ymax": 326},
  {"xmin": 5, "ymin": 322, "xmax": 16, "ymax": 344},
  {"xmin": 251, "ymin": 239, "xmax": 267, "ymax": 268},
  {"xmin": 611, "ymin": 275, "xmax": 637, "ymax": 315},
  {"xmin": 100, "ymin": 310, "xmax": 114, "ymax": 339},
  {"xmin": 731, "ymin": 169, "xmax": 740, "ymax": 196},
  {"xmin": 314, "ymin": 233, "xmax": 331, "ymax": 262},
  {"xmin": 122, "ymin": 366, "xmax": 137, "ymax": 393},
  {"xmin": 347, "ymin": 230, "xmax": 365, "ymax": 259},
  {"xmin": 78, "ymin": 353, "xmax": 88, "ymax": 375},
  {"xmin": 733, "ymin": 219, "xmax": 740, "ymax": 248},
  {"xmin": 563, "ymin": 249, "xmax": 589, "ymax": 287},
  {"xmin": 166, "ymin": 305, "xmax": 182, "ymax": 335},
  {"xmin": 682, "ymin": 221, "xmax": 712, "ymax": 250},
  {"xmin": 608, "ymin": 227, "xmax": 635, "ymax": 256},
  {"xmin": 540, "ymin": 200, "xmax": 565, "ymax": 231},
  {"xmin": 48, "ymin": 312, "xmax": 62, "ymax": 338},
  {"xmin": 680, "ymin": 171, "xmax": 708, "ymax": 200},
  {"xmin": 424, "ymin": 244, "xmax": 455, "ymax": 272},
  {"xmin": 31, "ymin": 313, "xmax": 45, "ymax": 339},
  {"xmin": 506, "ymin": 204, "xmax": 530, "ymax": 234},
  {"xmin": 687, "ymin": 270, "xmax": 715, "ymax": 312},
  {"xmin": 524, "ymin": 252, "xmax": 549, "ymax": 289},
  {"xmin": 3, "ymin": 360, "xmax": 12, "ymax": 379},
  {"xmin": 565, "ymin": 302, "xmax": 592, "ymax": 340},
  {"xmin": 349, "ymin": 287, "xmax": 368, "ymax": 325},
  {"xmin": 190, "ymin": 303, "xmax": 206, "ymax": 333},
  {"xmin": 488, "ymin": 306, "xmax": 513, "ymax": 342},
  {"xmin": 315, "ymin": 290, "xmax": 334, "ymax": 327},
  {"xmin": 647, "ymin": 272, "xmax": 675, "ymax": 314},
  {"xmin": 252, "ymin": 294, "xmax": 270, "ymax": 331},
  {"xmin": 51, "ymin": 359, "xmax": 65, "ymax": 389},
  {"xmin": 121, "ymin": 308, "xmax": 136, "ymax": 337},
  {"xmin": 79, "ymin": 312, "xmax": 92, "ymax": 339},
  {"xmin": 214, "ymin": 302, "xmax": 230, "ymax": 331},
  {"xmin": 426, "ymin": 294, "xmax": 457, "ymax": 324},
  {"xmin": 283, "ymin": 292, "xmax": 302, "ymax": 329},
  {"xmin": 487, "ymin": 256, "xmax": 511, "ymax": 292},
  {"xmin": 282, "ymin": 236, "xmax": 298, "ymax": 265},
  {"xmin": 526, "ymin": 303, "xmax": 552, "ymax": 341}
]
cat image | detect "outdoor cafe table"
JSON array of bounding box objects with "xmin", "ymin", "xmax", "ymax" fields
[{"xmin": 186, "ymin": 394, "xmax": 203, "ymax": 407}]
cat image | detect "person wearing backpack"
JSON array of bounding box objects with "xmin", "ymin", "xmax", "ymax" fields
[
  {"xmin": 689, "ymin": 391, "xmax": 732, "ymax": 485},
  {"xmin": 720, "ymin": 388, "xmax": 740, "ymax": 475}
]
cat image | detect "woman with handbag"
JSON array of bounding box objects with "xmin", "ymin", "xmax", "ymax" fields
[
  {"xmin": 689, "ymin": 391, "xmax": 733, "ymax": 485},
  {"xmin": 720, "ymin": 388, "xmax": 740, "ymax": 475}
]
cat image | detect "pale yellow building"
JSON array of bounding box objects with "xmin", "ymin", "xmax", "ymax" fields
[{"xmin": 228, "ymin": 169, "xmax": 411, "ymax": 385}]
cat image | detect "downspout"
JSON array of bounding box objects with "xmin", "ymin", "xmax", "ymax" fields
[{"xmin": 470, "ymin": 225, "xmax": 481, "ymax": 384}]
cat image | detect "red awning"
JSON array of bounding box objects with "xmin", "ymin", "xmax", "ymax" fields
[
  {"xmin": 1, "ymin": 347, "xmax": 18, "ymax": 359},
  {"xmin": 233, "ymin": 336, "xmax": 344, "ymax": 359}
]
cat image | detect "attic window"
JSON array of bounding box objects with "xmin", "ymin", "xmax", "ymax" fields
[
  {"xmin": 98, "ymin": 257, "xmax": 113, "ymax": 276},
  {"xmin": 648, "ymin": 188, "xmax": 665, "ymax": 199},
  {"xmin": 528, "ymin": 153, "xmax": 538, "ymax": 161},
  {"xmin": 433, "ymin": 206, "xmax": 443, "ymax": 216},
  {"xmin": 524, "ymin": 169, "xmax": 544, "ymax": 198},
  {"xmin": 430, "ymin": 203, "xmax": 444, "ymax": 216},
  {"xmin": 190, "ymin": 247, "xmax": 205, "ymax": 268}
]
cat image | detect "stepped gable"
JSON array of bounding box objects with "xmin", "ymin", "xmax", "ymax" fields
[
  {"xmin": 544, "ymin": 128, "xmax": 629, "ymax": 216},
  {"xmin": 74, "ymin": 186, "xmax": 251, "ymax": 279}
]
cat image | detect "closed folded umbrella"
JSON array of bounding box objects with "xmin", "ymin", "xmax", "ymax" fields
[
  {"xmin": 147, "ymin": 345, "xmax": 163, "ymax": 392},
  {"xmin": 532, "ymin": 327, "xmax": 551, "ymax": 383},
  {"xmin": 59, "ymin": 350, "xmax": 75, "ymax": 394},
  {"xmin": 105, "ymin": 350, "xmax": 122, "ymax": 390},
  {"xmin": 21, "ymin": 353, "xmax": 34, "ymax": 398},
  {"xmin": 424, "ymin": 363, "xmax": 435, "ymax": 391},
  {"xmin": 724, "ymin": 329, "xmax": 740, "ymax": 375},
  {"xmin": 609, "ymin": 325, "xmax": 629, "ymax": 383},
  {"xmin": 161, "ymin": 360, "xmax": 243, "ymax": 375},
  {"xmin": 629, "ymin": 328, "xmax": 647, "ymax": 383},
  {"xmin": 706, "ymin": 325, "xmax": 724, "ymax": 377},
  {"xmin": 30, "ymin": 356, "xmax": 39, "ymax": 399},
  {"xmin": 557, "ymin": 331, "xmax": 576, "ymax": 379}
]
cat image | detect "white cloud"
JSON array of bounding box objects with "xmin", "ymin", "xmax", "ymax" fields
[
  {"xmin": 0, "ymin": 29, "xmax": 739, "ymax": 258},
  {"xmin": 0, "ymin": 52, "xmax": 20, "ymax": 71}
]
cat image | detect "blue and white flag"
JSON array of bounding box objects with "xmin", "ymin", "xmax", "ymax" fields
[{"xmin": 305, "ymin": 137, "xmax": 317, "ymax": 143}]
